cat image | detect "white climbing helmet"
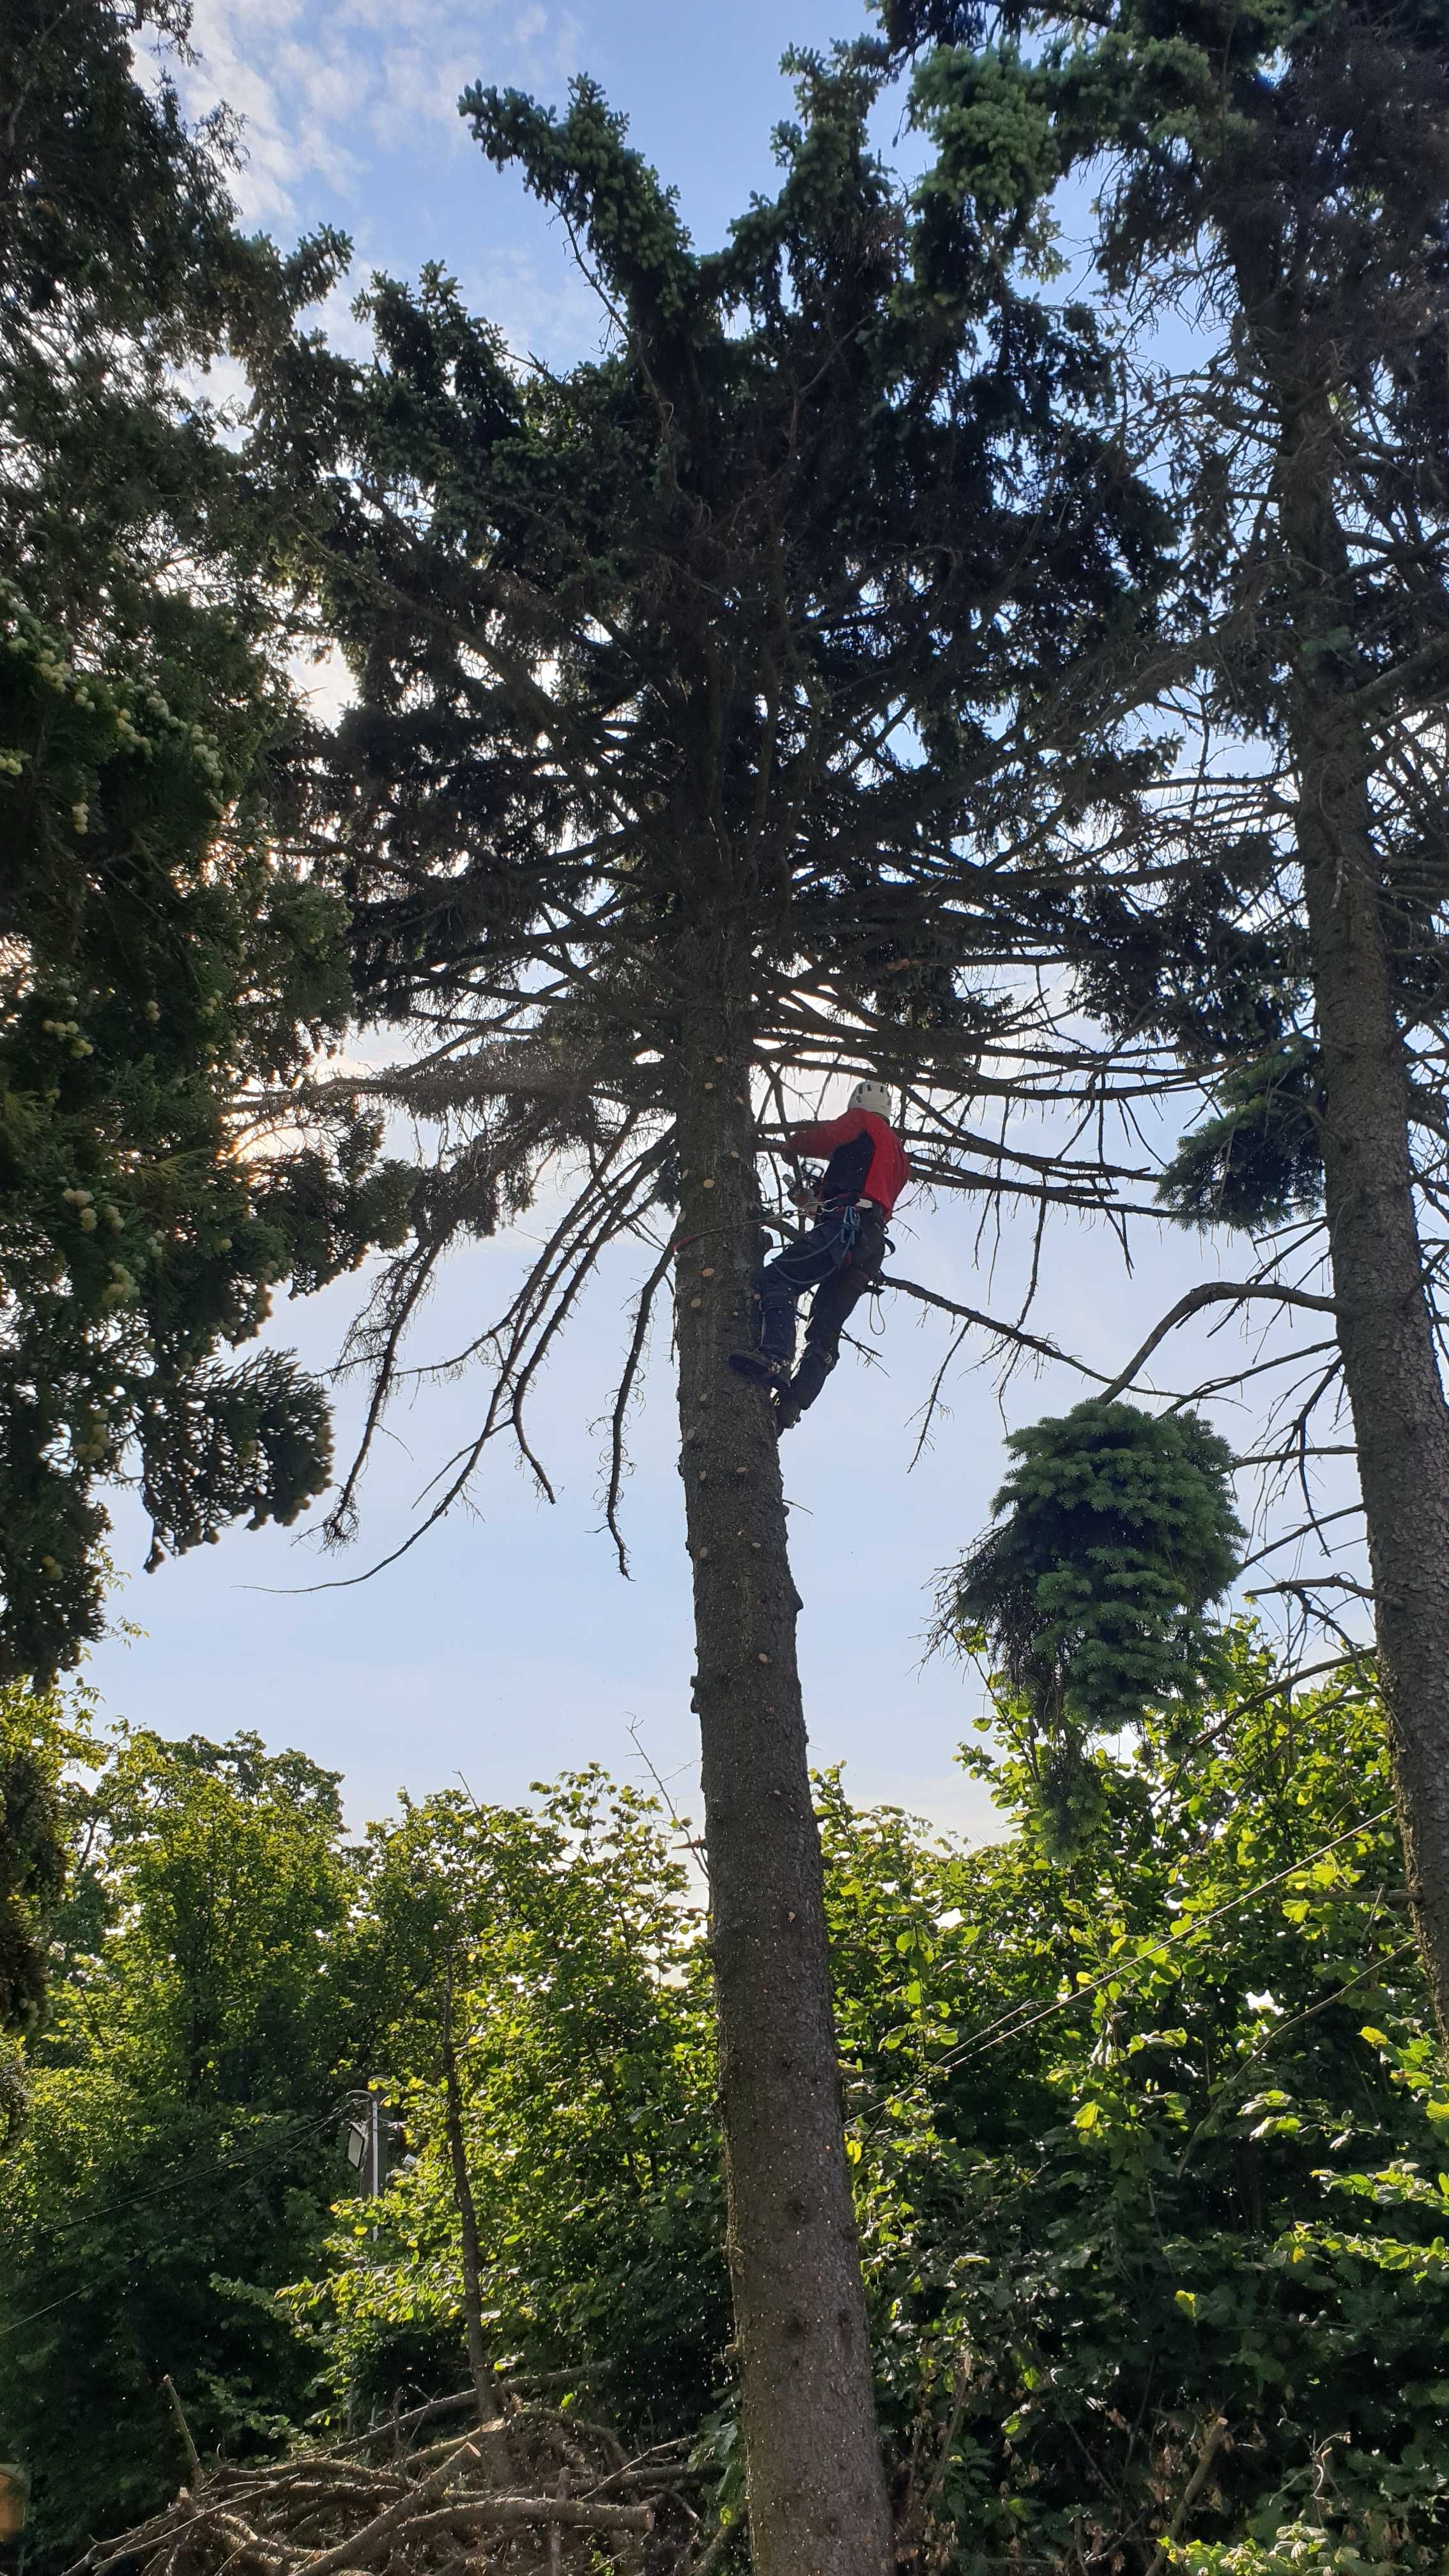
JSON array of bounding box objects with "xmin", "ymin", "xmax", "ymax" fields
[{"xmin": 849, "ymin": 1078, "xmax": 894, "ymax": 1121}]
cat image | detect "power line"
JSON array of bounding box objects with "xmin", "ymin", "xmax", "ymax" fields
[
  {"xmin": 0, "ymin": 2099, "xmax": 358, "ymax": 2340},
  {"xmin": 22, "ymin": 2097, "xmax": 357, "ymax": 2247},
  {"xmin": 858, "ymin": 1804, "xmax": 1402, "ymax": 2139}
]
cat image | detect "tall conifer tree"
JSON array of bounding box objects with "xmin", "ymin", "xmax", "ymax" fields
[
  {"xmin": 273, "ymin": 49, "xmax": 1174, "ymax": 2572},
  {"xmin": 885, "ymin": 0, "xmax": 1449, "ymax": 2037}
]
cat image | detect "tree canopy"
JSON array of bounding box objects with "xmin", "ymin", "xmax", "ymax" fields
[
  {"xmin": 5, "ymin": 1641, "xmax": 1446, "ymax": 2573},
  {"xmin": 882, "ymin": 0, "xmax": 1449, "ymax": 2046},
  {"xmin": 0, "ymin": 0, "xmax": 416, "ymax": 1679}
]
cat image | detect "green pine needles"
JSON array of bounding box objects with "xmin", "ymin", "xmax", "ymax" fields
[
  {"xmin": 1158, "ymin": 1043, "xmax": 1324, "ymax": 1231},
  {"xmin": 940, "ymin": 1400, "xmax": 1243, "ymax": 1848}
]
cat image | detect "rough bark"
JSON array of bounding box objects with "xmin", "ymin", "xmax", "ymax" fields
[
  {"xmin": 1277, "ymin": 399, "xmax": 1449, "ymax": 2043},
  {"xmin": 667, "ymin": 972, "xmax": 891, "ymax": 2576}
]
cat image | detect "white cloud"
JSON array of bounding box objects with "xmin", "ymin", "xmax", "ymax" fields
[
  {"xmin": 369, "ymin": 45, "xmax": 479, "ymax": 154},
  {"xmin": 181, "ymin": 0, "xmax": 586, "ymax": 230}
]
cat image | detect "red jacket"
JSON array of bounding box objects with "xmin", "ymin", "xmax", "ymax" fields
[{"xmin": 788, "ymin": 1109, "xmax": 909, "ymax": 1218}]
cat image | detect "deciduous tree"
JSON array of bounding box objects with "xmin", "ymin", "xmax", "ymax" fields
[
  {"xmin": 0, "ymin": 1730, "xmax": 360, "ymax": 2550},
  {"xmin": 0, "ymin": 0, "xmax": 414, "ymax": 1676}
]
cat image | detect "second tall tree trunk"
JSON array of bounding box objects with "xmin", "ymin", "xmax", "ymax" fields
[
  {"xmin": 1279, "ymin": 392, "xmax": 1449, "ymax": 2044},
  {"xmin": 1294, "ymin": 702, "xmax": 1449, "ymax": 2042},
  {"xmin": 667, "ymin": 974, "xmax": 891, "ymax": 2576}
]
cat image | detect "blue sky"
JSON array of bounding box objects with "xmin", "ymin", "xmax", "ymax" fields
[
  {"xmin": 86, "ymin": 0, "xmax": 1352, "ymax": 1842},
  {"xmin": 178, "ymin": 0, "xmax": 912, "ymax": 358}
]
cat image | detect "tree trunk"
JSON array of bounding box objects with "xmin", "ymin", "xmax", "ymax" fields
[
  {"xmin": 1277, "ymin": 399, "xmax": 1449, "ymax": 2044},
  {"xmin": 443, "ymin": 1966, "xmax": 500, "ymax": 2426},
  {"xmin": 668, "ymin": 982, "xmax": 891, "ymax": 2576}
]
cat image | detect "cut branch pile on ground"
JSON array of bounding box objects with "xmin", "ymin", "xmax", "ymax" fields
[{"xmin": 65, "ymin": 2391, "xmax": 712, "ymax": 2576}]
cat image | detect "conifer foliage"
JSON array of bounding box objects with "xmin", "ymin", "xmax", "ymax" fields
[
  {"xmin": 885, "ymin": 0, "xmax": 1449, "ymax": 2036},
  {"xmin": 270, "ymin": 46, "xmax": 1176, "ymax": 2574},
  {"xmin": 940, "ymin": 1400, "xmax": 1242, "ymax": 1851}
]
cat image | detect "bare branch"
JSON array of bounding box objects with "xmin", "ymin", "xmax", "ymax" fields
[
  {"xmin": 603, "ymin": 1239, "xmax": 679, "ymax": 1575},
  {"xmin": 1097, "ymin": 1282, "xmax": 1338, "ymax": 1406},
  {"xmin": 882, "ymin": 1274, "xmax": 1117, "ymax": 1387}
]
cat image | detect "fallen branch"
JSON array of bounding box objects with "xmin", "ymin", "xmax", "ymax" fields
[
  {"xmin": 329, "ymin": 2369, "xmax": 610, "ymax": 2458},
  {"xmin": 302, "ymin": 2441, "xmax": 486, "ymax": 2576},
  {"xmin": 405, "ymin": 2494, "xmax": 652, "ymax": 2536},
  {"xmin": 163, "ymin": 2375, "xmax": 203, "ymax": 2484},
  {"xmin": 65, "ymin": 2386, "xmax": 682, "ymax": 2576}
]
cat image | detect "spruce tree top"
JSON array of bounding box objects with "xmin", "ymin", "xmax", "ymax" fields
[
  {"xmin": 291, "ymin": 47, "xmax": 1171, "ymax": 1080},
  {"xmin": 252, "ymin": 49, "xmax": 1195, "ymax": 1558},
  {"xmin": 944, "ymin": 1398, "xmax": 1243, "ymax": 1733}
]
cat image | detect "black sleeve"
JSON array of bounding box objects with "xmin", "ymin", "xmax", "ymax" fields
[{"xmin": 818, "ymin": 1131, "xmax": 875, "ymax": 1201}]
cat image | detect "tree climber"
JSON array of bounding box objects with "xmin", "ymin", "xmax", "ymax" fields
[{"xmin": 730, "ymin": 1080, "xmax": 910, "ymax": 1430}]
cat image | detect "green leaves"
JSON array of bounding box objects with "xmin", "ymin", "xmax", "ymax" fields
[
  {"xmin": 0, "ymin": 4, "xmax": 413, "ymax": 1673},
  {"xmin": 0, "ymin": 582, "xmax": 378, "ymax": 1666},
  {"xmin": 0, "ymin": 1724, "xmax": 361, "ymax": 2551},
  {"xmin": 288, "ymin": 1769, "xmax": 726, "ymax": 2434},
  {"xmin": 0, "ymin": 1676, "xmax": 95, "ymax": 2035},
  {"xmin": 842, "ymin": 1632, "xmax": 1448, "ymax": 2570},
  {"xmin": 4, "ymin": 1640, "xmax": 1446, "ymax": 2566}
]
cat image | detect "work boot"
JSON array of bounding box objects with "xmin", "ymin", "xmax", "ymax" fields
[{"xmin": 787, "ymin": 1344, "xmax": 835, "ymax": 1417}]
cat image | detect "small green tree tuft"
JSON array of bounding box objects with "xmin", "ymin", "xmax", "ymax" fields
[
  {"xmin": 940, "ymin": 1400, "xmax": 1243, "ymax": 1851},
  {"xmin": 1158, "ymin": 1042, "xmax": 1324, "ymax": 1231},
  {"xmin": 0, "ymin": 1680, "xmax": 93, "ymax": 2037}
]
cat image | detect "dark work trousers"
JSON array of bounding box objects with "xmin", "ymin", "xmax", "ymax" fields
[{"xmin": 755, "ymin": 1203, "xmax": 886, "ymax": 1414}]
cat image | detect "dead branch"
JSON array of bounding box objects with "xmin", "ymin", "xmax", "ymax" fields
[
  {"xmin": 163, "ymin": 2376, "xmax": 203, "ymax": 2484},
  {"xmin": 303, "ymin": 2440, "xmax": 489, "ymax": 2576},
  {"xmin": 324, "ymin": 2373, "xmax": 608, "ymax": 2460},
  {"xmin": 1096, "ymin": 1280, "xmax": 1338, "ymax": 1404},
  {"xmin": 1144, "ymin": 2418, "xmax": 1229, "ymax": 2576},
  {"xmin": 604, "ymin": 1236, "xmax": 679, "ymax": 1574},
  {"xmin": 1246, "ymin": 1574, "xmax": 1376, "ymax": 1602},
  {"xmin": 65, "ymin": 2392, "xmax": 686, "ymax": 2576},
  {"xmin": 396, "ymin": 2495, "xmax": 652, "ymax": 2536},
  {"xmin": 881, "ymin": 1275, "xmax": 1114, "ymax": 1387}
]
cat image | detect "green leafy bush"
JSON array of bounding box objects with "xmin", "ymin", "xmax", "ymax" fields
[
  {"xmin": 284, "ymin": 1772, "xmax": 727, "ymax": 2436},
  {"xmin": 4, "ymin": 1643, "xmax": 1446, "ymax": 2573},
  {"xmin": 829, "ymin": 1634, "xmax": 1449, "ymax": 2571}
]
